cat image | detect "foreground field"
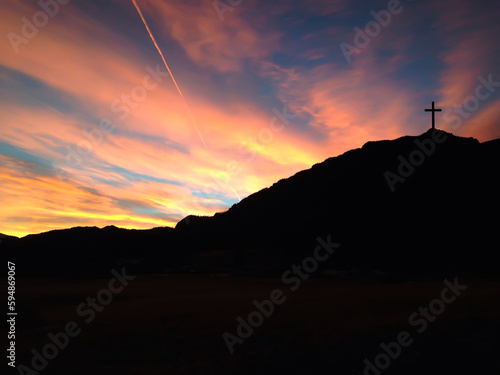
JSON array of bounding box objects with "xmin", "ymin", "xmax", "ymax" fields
[{"xmin": 11, "ymin": 275, "xmax": 500, "ymax": 374}]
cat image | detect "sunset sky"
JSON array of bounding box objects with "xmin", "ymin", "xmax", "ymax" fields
[{"xmin": 1, "ymin": 0, "xmax": 499, "ymax": 237}]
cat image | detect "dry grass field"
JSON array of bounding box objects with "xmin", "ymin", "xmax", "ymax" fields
[{"xmin": 10, "ymin": 275, "xmax": 500, "ymax": 374}]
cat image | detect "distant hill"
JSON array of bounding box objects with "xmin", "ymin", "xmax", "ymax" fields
[
  {"xmin": 2, "ymin": 130, "xmax": 499, "ymax": 278},
  {"xmin": 0, "ymin": 233, "xmax": 17, "ymax": 241}
]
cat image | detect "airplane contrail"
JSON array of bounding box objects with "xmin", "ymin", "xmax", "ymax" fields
[
  {"xmin": 131, "ymin": 0, "xmax": 242, "ymax": 203},
  {"xmin": 227, "ymin": 183, "xmax": 242, "ymax": 202},
  {"xmin": 131, "ymin": 0, "xmax": 207, "ymax": 150}
]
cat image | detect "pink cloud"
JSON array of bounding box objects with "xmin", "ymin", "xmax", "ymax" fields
[{"xmin": 138, "ymin": 0, "xmax": 281, "ymax": 72}]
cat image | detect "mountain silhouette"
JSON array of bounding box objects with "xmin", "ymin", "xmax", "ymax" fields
[{"xmin": 3, "ymin": 130, "xmax": 499, "ymax": 278}]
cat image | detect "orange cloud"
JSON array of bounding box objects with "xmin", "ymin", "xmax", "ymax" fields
[{"xmin": 139, "ymin": 0, "xmax": 281, "ymax": 72}]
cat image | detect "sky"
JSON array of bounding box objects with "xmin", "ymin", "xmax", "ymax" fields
[{"xmin": 1, "ymin": 0, "xmax": 499, "ymax": 237}]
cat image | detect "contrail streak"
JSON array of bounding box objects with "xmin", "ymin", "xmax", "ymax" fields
[
  {"xmin": 132, "ymin": 0, "xmax": 242, "ymax": 203},
  {"xmin": 131, "ymin": 0, "xmax": 207, "ymax": 150},
  {"xmin": 227, "ymin": 183, "xmax": 242, "ymax": 202}
]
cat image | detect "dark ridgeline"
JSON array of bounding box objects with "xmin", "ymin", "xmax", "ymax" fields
[{"xmin": 2, "ymin": 129, "xmax": 499, "ymax": 278}]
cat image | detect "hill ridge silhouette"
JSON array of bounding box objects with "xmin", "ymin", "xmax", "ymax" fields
[{"xmin": 2, "ymin": 130, "xmax": 498, "ymax": 278}]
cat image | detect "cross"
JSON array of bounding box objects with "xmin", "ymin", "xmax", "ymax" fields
[{"xmin": 424, "ymin": 101, "xmax": 442, "ymax": 130}]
